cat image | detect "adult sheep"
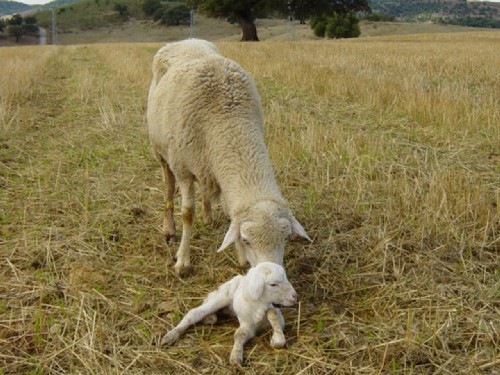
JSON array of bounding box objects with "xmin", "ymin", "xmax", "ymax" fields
[{"xmin": 147, "ymin": 39, "xmax": 310, "ymax": 277}]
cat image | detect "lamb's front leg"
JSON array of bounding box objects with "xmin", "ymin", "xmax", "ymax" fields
[
  {"xmin": 267, "ymin": 308, "xmax": 286, "ymax": 348},
  {"xmin": 230, "ymin": 324, "xmax": 255, "ymax": 366}
]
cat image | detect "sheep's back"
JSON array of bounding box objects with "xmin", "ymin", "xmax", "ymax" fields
[{"xmin": 147, "ymin": 46, "xmax": 270, "ymax": 209}]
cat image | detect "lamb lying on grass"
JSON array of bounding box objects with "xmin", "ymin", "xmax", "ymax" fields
[{"xmin": 161, "ymin": 262, "xmax": 298, "ymax": 366}]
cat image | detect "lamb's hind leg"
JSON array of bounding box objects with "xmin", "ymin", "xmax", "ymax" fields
[
  {"xmin": 161, "ymin": 292, "xmax": 230, "ymax": 346},
  {"xmin": 160, "ymin": 158, "xmax": 176, "ymax": 242},
  {"xmin": 174, "ymin": 175, "xmax": 195, "ymax": 277},
  {"xmin": 230, "ymin": 324, "xmax": 255, "ymax": 366}
]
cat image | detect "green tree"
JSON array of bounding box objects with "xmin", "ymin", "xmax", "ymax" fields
[
  {"xmin": 7, "ymin": 14, "xmax": 23, "ymax": 26},
  {"xmin": 0, "ymin": 19, "xmax": 6, "ymax": 32},
  {"xmin": 24, "ymin": 15, "xmax": 37, "ymax": 25},
  {"xmin": 8, "ymin": 25, "xmax": 24, "ymax": 42},
  {"xmin": 189, "ymin": 0, "xmax": 370, "ymax": 41}
]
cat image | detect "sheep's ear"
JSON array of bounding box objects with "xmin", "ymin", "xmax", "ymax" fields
[
  {"xmin": 247, "ymin": 272, "xmax": 265, "ymax": 300},
  {"xmin": 217, "ymin": 222, "xmax": 239, "ymax": 252},
  {"xmin": 290, "ymin": 216, "xmax": 312, "ymax": 242}
]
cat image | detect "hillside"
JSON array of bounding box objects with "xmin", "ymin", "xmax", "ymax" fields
[
  {"xmin": 0, "ymin": 0, "xmax": 31, "ymax": 16},
  {"xmin": 2, "ymin": 0, "xmax": 500, "ymax": 46},
  {"xmin": 371, "ymin": 0, "xmax": 500, "ymax": 27}
]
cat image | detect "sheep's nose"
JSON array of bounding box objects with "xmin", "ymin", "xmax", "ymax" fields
[{"xmin": 292, "ymin": 291, "xmax": 299, "ymax": 301}]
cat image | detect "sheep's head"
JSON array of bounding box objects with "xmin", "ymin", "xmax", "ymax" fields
[
  {"xmin": 245, "ymin": 262, "xmax": 298, "ymax": 306},
  {"xmin": 217, "ymin": 200, "xmax": 311, "ymax": 266}
]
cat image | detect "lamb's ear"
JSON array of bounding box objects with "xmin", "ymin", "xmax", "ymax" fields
[
  {"xmin": 246, "ymin": 272, "xmax": 265, "ymax": 300},
  {"xmin": 217, "ymin": 222, "xmax": 239, "ymax": 252},
  {"xmin": 290, "ymin": 216, "xmax": 312, "ymax": 242}
]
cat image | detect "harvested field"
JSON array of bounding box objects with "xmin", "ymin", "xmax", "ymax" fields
[{"xmin": 0, "ymin": 32, "xmax": 499, "ymax": 374}]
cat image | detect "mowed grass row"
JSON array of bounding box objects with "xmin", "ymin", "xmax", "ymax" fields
[{"xmin": 0, "ymin": 32, "xmax": 499, "ymax": 374}]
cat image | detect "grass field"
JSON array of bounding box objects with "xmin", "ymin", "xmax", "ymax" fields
[{"xmin": 1, "ymin": 31, "xmax": 499, "ymax": 374}]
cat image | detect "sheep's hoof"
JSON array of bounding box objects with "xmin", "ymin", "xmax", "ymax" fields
[
  {"xmin": 160, "ymin": 330, "xmax": 179, "ymax": 346},
  {"xmin": 270, "ymin": 333, "xmax": 286, "ymax": 349},
  {"xmin": 201, "ymin": 214, "xmax": 213, "ymax": 226},
  {"xmin": 201, "ymin": 313, "xmax": 218, "ymax": 325},
  {"xmin": 164, "ymin": 233, "xmax": 175, "ymax": 244},
  {"xmin": 174, "ymin": 264, "xmax": 193, "ymax": 278}
]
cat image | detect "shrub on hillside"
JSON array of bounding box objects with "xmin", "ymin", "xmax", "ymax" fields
[
  {"xmin": 160, "ymin": 4, "xmax": 190, "ymax": 26},
  {"xmin": 310, "ymin": 12, "xmax": 361, "ymax": 39},
  {"xmin": 114, "ymin": 3, "xmax": 130, "ymax": 20},
  {"xmin": 142, "ymin": 0, "xmax": 162, "ymax": 17}
]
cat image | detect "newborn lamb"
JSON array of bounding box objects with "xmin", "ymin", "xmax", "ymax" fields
[{"xmin": 161, "ymin": 262, "xmax": 298, "ymax": 365}]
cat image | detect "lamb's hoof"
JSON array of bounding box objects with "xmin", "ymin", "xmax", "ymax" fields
[
  {"xmin": 270, "ymin": 333, "xmax": 286, "ymax": 349},
  {"xmin": 201, "ymin": 313, "xmax": 218, "ymax": 325},
  {"xmin": 174, "ymin": 264, "xmax": 193, "ymax": 278},
  {"xmin": 161, "ymin": 330, "xmax": 179, "ymax": 346},
  {"xmin": 229, "ymin": 351, "xmax": 243, "ymax": 367}
]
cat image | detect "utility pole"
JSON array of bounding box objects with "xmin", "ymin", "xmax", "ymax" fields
[
  {"xmin": 51, "ymin": 8, "xmax": 57, "ymax": 45},
  {"xmin": 189, "ymin": 9, "xmax": 195, "ymax": 38},
  {"xmin": 287, "ymin": 1, "xmax": 294, "ymax": 40}
]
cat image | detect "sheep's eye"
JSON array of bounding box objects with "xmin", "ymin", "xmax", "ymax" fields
[{"xmin": 269, "ymin": 283, "xmax": 279, "ymax": 287}]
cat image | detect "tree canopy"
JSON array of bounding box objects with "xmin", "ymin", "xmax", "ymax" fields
[{"xmin": 190, "ymin": 0, "xmax": 371, "ymax": 41}]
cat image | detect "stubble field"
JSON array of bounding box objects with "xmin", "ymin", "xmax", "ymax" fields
[{"xmin": 0, "ymin": 31, "xmax": 499, "ymax": 374}]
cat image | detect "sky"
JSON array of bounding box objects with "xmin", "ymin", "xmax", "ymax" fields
[
  {"xmin": 16, "ymin": 0, "xmax": 53, "ymax": 5},
  {"xmin": 14, "ymin": 0, "xmax": 500, "ymax": 5}
]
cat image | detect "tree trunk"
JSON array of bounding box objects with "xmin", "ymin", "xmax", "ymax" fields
[{"xmin": 235, "ymin": 10, "xmax": 259, "ymax": 42}]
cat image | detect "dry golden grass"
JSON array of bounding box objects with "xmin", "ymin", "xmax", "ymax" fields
[{"xmin": 1, "ymin": 32, "xmax": 499, "ymax": 374}]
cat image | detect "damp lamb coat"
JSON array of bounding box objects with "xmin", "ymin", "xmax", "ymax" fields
[{"xmin": 147, "ymin": 39, "xmax": 310, "ymax": 276}]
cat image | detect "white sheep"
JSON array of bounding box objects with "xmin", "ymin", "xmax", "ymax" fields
[
  {"xmin": 147, "ymin": 39, "xmax": 311, "ymax": 277},
  {"xmin": 160, "ymin": 262, "xmax": 298, "ymax": 366}
]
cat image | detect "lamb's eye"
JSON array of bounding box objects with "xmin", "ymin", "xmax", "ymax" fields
[
  {"xmin": 269, "ymin": 283, "xmax": 278, "ymax": 287},
  {"xmin": 242, "ymin": 238, "xmax": 251, "ymax": 246}
]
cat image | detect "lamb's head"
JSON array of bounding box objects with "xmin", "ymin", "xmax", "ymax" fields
[
  {"xmin": 244, "ymin": 262, "xmax": 298, "ymax": 306},
  {"xmin": 217, "ymin": 200, "xmax": 311, "ymax": 267}
]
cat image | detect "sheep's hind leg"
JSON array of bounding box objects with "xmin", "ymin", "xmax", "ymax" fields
[
  {"xmin": 267, "ymin": 308, "xmax": 286, "ymax": 348},
  {"xmin": 160, "ymin": 159, "xmax": 176, "ymax": 242},
  {"xmin": 174, "ymin": 175, "xmax": 195, "ymax": 277},
  {"xmin": 201, "ymin": 194, "xmax": 213, "ymax": 226},
  {"xmin": 230, "ymin": 324, "xmax": 255, "ymax": 366}
]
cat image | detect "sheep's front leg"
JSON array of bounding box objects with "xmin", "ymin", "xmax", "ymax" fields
[
  {"xmin": 230, "ymin": 324, "xmax": 255, "ymax": 366},
  {"xmin": 267, "ymin": 308, "xmax": 286, "ymax": 348},
  {"xmin": 160, "ymin": 159, "xmax": 176, "ymax": 242},
  {"xmin": 174, "ymin": 176, "xmax": 195, "ymax": 277}
]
